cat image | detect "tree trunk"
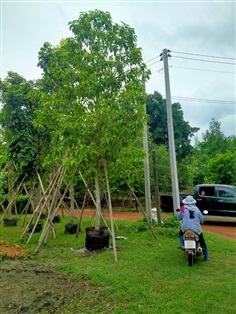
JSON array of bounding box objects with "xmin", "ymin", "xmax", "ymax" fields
[
  {"xmin": 152, "ymin": 150, "xmax": 162, "ymax": 223},
  {"xmin": 94, "ymin": 171, "xmax": 101, "ymax": 230},
  {"xmin": 70, "ymin": 182, "xmax": 75, "ymax": 224},
  {"xmin": 6, "ymin": 163, "xmax": 14, "ymax": 218},
  {"xmin": 104, "ymin": 161, "xmax": 118, "ymax": 262}
]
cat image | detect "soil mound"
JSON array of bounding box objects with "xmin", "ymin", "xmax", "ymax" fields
[{"xmin": 0, "ymin": 240, "xmax": 29, "ymax": 258}]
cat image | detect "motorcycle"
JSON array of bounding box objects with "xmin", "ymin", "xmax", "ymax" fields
[{"xmin": 183, "ymin": 229, "xmax": 202, "ymax": 266}]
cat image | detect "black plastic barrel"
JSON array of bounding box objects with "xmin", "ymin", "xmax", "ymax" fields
[
  {"xmin": 65, "ymin": 223, "xmax": 78, "ymax": 234},
  {"xmin": 85, "ymin": 227, "xmax": 109, "ymax": 250},
  {"xmin": 4, "ymin": 218, "xmax": 17, "ymax": 227},
  {"xmin": 28, "ymin": 221, "xmax": 43, "ymax": 233},
  {"xmin": 53, "ymin": 215, "xmax": 61, "ymax": 223}
]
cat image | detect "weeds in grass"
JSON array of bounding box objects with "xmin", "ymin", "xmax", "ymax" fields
[{"xmin": 155, "ymin": 216, "xmax": 180, "ymax": 238}]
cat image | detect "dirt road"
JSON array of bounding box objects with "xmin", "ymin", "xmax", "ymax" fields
[{"xmin": 202, "ymin": 222, "xmax": 236, "ymax": 240}]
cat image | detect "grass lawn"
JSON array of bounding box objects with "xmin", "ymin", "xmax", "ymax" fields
[{"xmin": 1, "ymin": 213, "xmax": 236, "ymax": 313}]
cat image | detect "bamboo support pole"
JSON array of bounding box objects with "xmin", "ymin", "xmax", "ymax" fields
[
  {"xmin": 19, "ymin": 183, "xmax": 35, "ymax": 224},
  {"xmin": 35, "ymin": 167, "xmax": 66, "ymax": 249},
  {"xmin": 0, "ymin": 176, "xmax": 25, "ymax": 221},
  {"xmin": 0, "ymin": 176, "xmax": 21, "ymax": 213},
  {"xmin": 79, "ymin": 172, "xmax": 97, "ymax": 207},
  {"xmin": 26, "ymin": 205, "xmax": 45, "ymax": 244},
  {"xmin": 22, "ymin": 167, "xmax": 63, "ymax": 240},
  {"xmin": 21, "ymin": 183, "xmax": 52, "ymax": 239},
  {"xmin": 76, "ymin": 187, "xmax": 88, "ymax": 236}
]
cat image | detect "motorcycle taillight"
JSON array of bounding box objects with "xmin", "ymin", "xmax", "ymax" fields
[{"xmin": 186, "ymin": 232, "xmax": 194, "ymax": 238}]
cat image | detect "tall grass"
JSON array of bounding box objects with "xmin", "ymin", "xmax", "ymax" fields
[{"xmin": 1, "ymin": 214, "xmax": 236, "ymax": 313}]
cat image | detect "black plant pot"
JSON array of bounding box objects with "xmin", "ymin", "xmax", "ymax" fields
[
  {"xmin": 53, "ymin": 215, "xmax": 61, "ymax": 223},
  {"xmin": 85, "ymin": 227, "xmax": 109, "ymax": 251},
  {"xmin": 4, "ymin": 218, "xmax": 17, "ymax": 227},
  {"xmin": 65, "ymin": 223, "xmax": 78, "ymax": 234},
  {"xmin": 28, "ymin": 221, "xmax": 43, "ymax": 233}
]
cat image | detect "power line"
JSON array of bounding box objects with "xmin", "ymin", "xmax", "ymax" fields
[
  {"xmin": 171, "ymin": 50, "xmax": 236, "ymax": 61},
  {"xmin": 149, "ymin": 50, "xmax": 235, "ymax": 103},
  {"xmin": 170, "ymin": 65, "xmax": 235, "ymax": 74},
  {"xmin": 172, "ymin": 55, "xmax": 236, "ymax": 65},
  {"xmin": 152, "ymin": 67, "xmax": 164, "ymax": 74},
  {"xmin": 146, "ymin": 51, "xmax": 236, "ymax": 69},
  {"xmin": 146, "ymin": 60, "xmax": 161, "ymax": 68},
  {"xmin": 146, "ymin": 50, "xmax": 236, "ymax": 66},
  {"xmin": 169, "ymin": 96, "xmax": 235, "ymax": 104},
  {"xmin": 145, "ymin": 56, "xmax": 161, "ymax": 64}
]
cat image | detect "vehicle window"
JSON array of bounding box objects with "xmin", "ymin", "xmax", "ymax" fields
[
  {"xmin": 199, "ymin": 187, "xmax": 215, "ymax": 196},
  {"xmin": 218, "ymin": 187, "xmax": 236, "ymax": 198}
]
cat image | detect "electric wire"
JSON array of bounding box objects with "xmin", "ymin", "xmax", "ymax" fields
[
  {"xmin": 148, "ymin": 50, "xmax": 235, "ymax": 104},
  {"xmin": 145, "ymin": 56, "xmax": 160, "ymax": 64},
  {"xmin": 172, "ymin": 55, "xmax": 236, "ymax": 65},
  {"xmin": 169, "ymin": 65, "xmax": 235, "ymax": 74},
  {"xmin": 146, "ymin": 52, "xmax": 236, "ymax": 69},
  {"xmin": 171, "ymin": 50, "xmax": 236, "ymax": 60},
  {"xmin": 168, "ymin": 96, "xmax": 235, "ymax": 104},
  {"xmin": 146, "ymin": 60, "xmax": 161, "ymax": 67}
]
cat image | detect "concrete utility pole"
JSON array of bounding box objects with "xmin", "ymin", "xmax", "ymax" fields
[
  {"xmin": 143, "ymin": 79, "xmax": 152, "ymax": 222},
  {"xmin": 162, "ymin": 48, "xmax": 180, "ymax": 215}
]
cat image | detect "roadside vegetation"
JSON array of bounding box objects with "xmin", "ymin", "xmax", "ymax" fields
[{"xmin": 1, "ymin": 214, "xmax": 235, "ymax": 314}]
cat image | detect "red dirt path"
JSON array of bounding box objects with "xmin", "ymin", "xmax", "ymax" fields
[{"xmin": 58, "ymin": 209, "xmax": 236, "ymax": 241}]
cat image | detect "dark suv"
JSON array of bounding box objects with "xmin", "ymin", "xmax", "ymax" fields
[{"xmin": 194, "ymin": 184, "xmax": 236, "ymax": 222}]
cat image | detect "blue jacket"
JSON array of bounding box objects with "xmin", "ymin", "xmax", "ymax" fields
[{"xmin": 178, "ymin": 205, "xmax": 204, "ymax": 234}]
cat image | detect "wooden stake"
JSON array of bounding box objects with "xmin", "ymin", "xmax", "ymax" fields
[
  {"xmin": 23, "ymin": 166, "xmax": 64, "ymax": 241},
  {"xmin": 35, "ymin": 166, "xmax": 66, "ymax": 249},
  {"xmin": 1, "ymin": 176, "xmax": 25, "ymax": 221}
]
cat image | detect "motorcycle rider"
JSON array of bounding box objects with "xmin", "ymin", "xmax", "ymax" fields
[{"xmin": 178, "ymin": 195, "xmax": 210, "ymax": 261}]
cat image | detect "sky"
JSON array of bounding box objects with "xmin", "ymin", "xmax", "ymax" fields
[{"xmin": 0, "ymin": 0, "xmax": 235, "ymax": 142}]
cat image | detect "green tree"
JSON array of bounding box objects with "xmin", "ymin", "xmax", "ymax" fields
[
  {"xmin": 192, "ymin": 118, "xmax": 235, "ymax": 185},
  {"xmin": 36, "ymin": 10, "xmax": 150, "ymax": 229},
  {"xmin": 200, "ymin": 118, "xmax": 229, "ymax": 158},
  {"xmin": 149, "ymin": 142, "xmax": 193, "ymax": 194},
  {"xmin": 204, "ymin": 151, "xmax": 236, "ymax": 185},
  {"xmin": 0, "ymin": 72, "xmax": 43, "ymax": 217},
  {"xmin": 146, "ymin": 91, "xmax": 199, "ymax": 160},
  {"xmin": 0, "ymin": 72, "xmax": 41, "ymax": 180},
  {"xmin": 149, "ymin": 144, "xmax": 171, "ymax": 193}
]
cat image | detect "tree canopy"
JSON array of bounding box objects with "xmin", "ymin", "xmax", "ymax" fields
[
  {"xmin": 146, "ymin": 91, "xmax": 199, "ymax": 160},
  {"xmin": 36, "ymin": 10, "xmax": 150, "ymax": 173},
  {"xmin": 192, "ymin": 118, "xmax": 235, "ymax": 185},
  {"xmin": 0, "ymin": 72, "xmax": 41, "ymax": 180},
  {"xmin": 34, "ymin": 10, "xmax": 151, "ymax": 229}
]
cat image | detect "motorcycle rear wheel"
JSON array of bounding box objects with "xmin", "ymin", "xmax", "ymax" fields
[{"xmin": 188, "ymin": 253, "xmax": 193, "ymax": 266}]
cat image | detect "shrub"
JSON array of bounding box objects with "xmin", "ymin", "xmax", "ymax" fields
[{"xmin": 154, "ymin": 216, "xmax": 180, "ymax": 238}]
